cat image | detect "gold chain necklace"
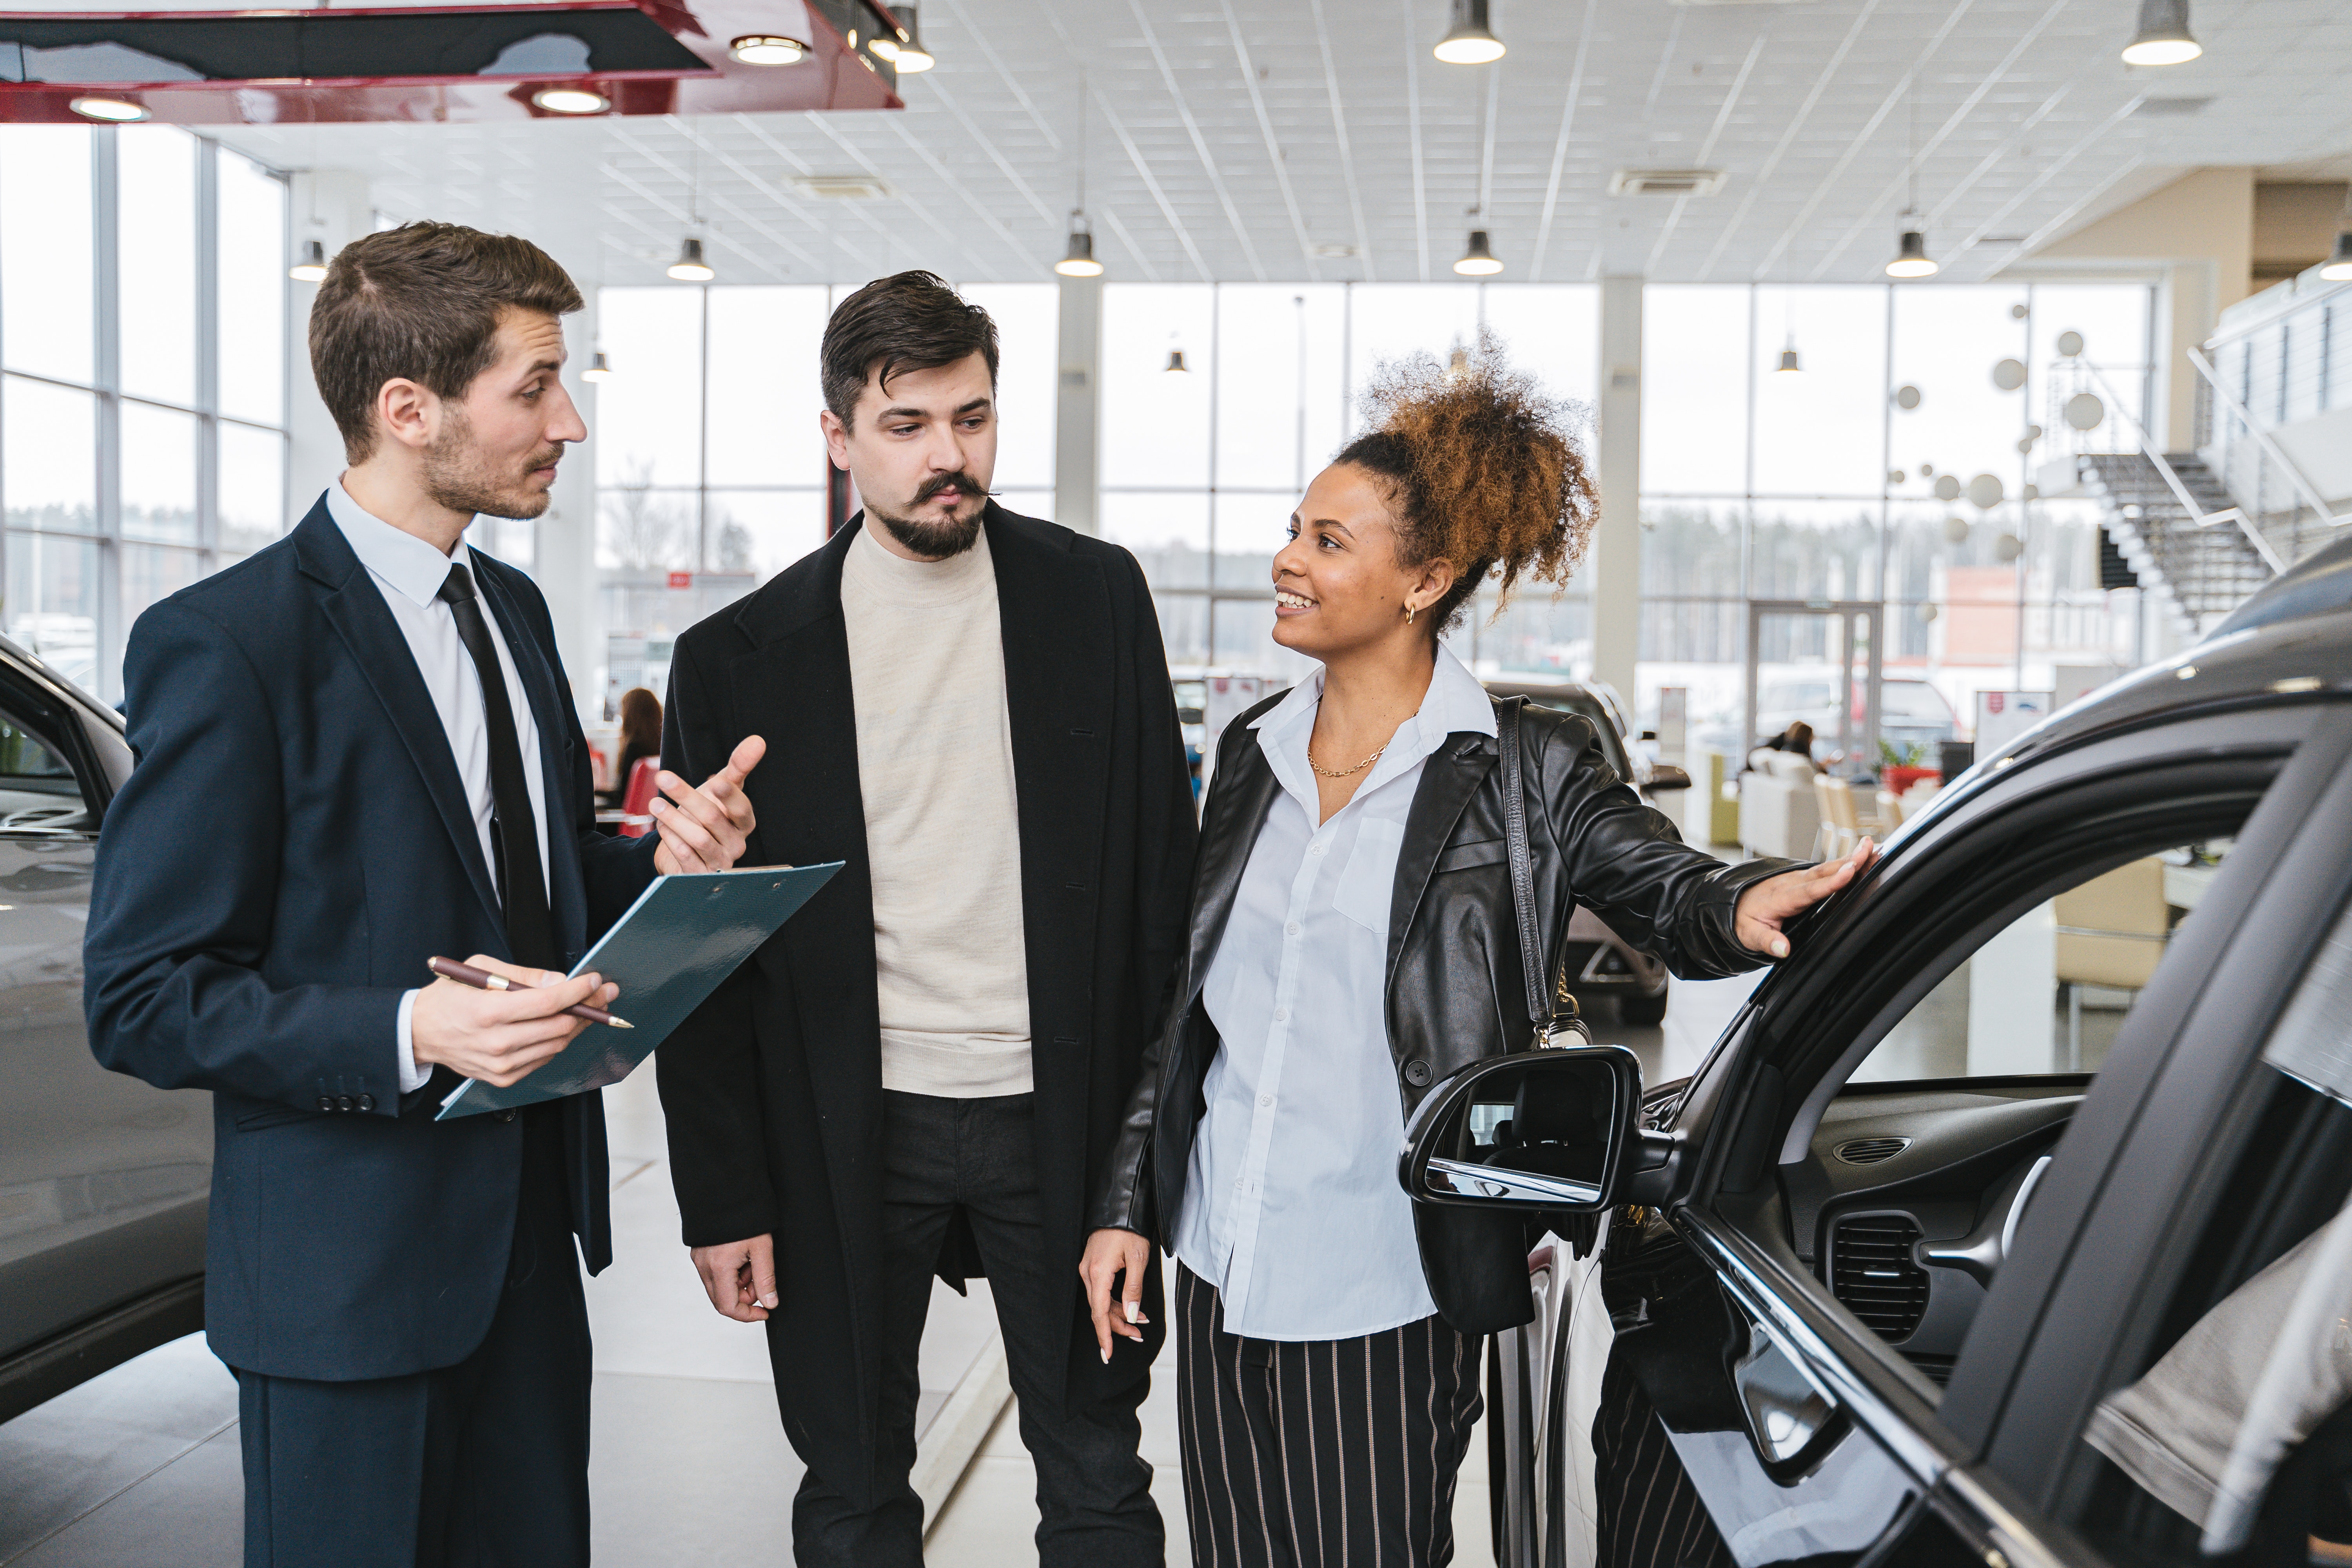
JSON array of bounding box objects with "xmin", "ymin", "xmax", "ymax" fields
[{"xmin": 1307, "ymin": 740, "xmax": 1387, "ymax": 779}]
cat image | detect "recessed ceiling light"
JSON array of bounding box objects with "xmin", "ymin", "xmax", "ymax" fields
[
  {"xmin": 730, "ymin": 34, "xmax": 808, "ymax": 66},
  {"xmin": 70, "ymin": 96, "xmax": 148, "ymax": 123},
  {"xmin": 1608, "ymin": 169, "xmax": 1726, "ymax": 197},
  {"xmin": 871, "ymin": 6, "xmax": 933, "ymax": 72},
  {"xmin": 531, "ymin": 87, "xmax": 608, "ymax": 115},
  {"xmin": 790, "ymin": 174, "xmax": 894, "ymax": 201},
  {"xmin": 1312, "ymin": 243, "xmax": 1358, "ymax": 259}
]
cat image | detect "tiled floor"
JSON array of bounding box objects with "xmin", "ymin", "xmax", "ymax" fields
[
  {"xmin": 0, "ymin": 1067, "xmax": 1000, "ymax": 1566},
  {"xmin": 0, "ymin": 971, "xmax": 1760, "ymax": 1565}
]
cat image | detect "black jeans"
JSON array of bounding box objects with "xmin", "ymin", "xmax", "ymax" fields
[{"xmin": 792, "ymin": 1091, "xmax": 1163, "ymax": 1567}]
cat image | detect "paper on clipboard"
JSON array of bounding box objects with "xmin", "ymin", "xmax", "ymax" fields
[{"xmin": 436, "ymin": 860, "xmax": 841, "ymax": 1120}]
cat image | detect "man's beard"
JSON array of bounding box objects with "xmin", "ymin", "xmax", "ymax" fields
[
  {"xmin": 869, "ymin": 470, "xmax": 989, "ymax": 559},
  {"xmin": 422, "ymin": 407, "xmax": 561, "ymax": 522}
]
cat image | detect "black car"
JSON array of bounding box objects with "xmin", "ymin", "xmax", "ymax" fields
[
  {"xmin": 1486, "ymin": 677, "xmax": 1692, "ymax": 1027},
  {"xmin": 1410, "ymin": 537, "xmax": 2352, "ymax": 1566},
  {"xmin": 0, "ymin": 639, "xmax": 205, "ymax": 1425}
]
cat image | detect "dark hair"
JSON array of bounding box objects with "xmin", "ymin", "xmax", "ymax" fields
[
  {"xmin": 309, "ymin": 222, "xmax": 583, "ymax": 463},
  {"xmin": 1784, "ymin": 721, "xmax": 1815, "ymax": 753},
  {"xmin": 1336, "ymin": 328, "xmax": 1597, "ymax": 633},
  {"xmin": 820, "ymin": 270, "xmax": 999, "ymax": 430},
  {"xmin": 619, "ymin": 687, "xmax": 662, "ymax": 754}
]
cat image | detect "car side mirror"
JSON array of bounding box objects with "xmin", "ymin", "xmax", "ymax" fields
[
  {"xmin": 1397, "ymin": 1047, "xmax": 1642, "ymax": 1213},
  {"xmin": 1647, "ymin": 763, "xmax": 1692, "ymax": 792}
]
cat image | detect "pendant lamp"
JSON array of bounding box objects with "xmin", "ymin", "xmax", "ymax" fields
[
  {"xmin": 2122, "ymin": 0, "xmax": 2201, "ymax": 65},
  {"xmin": 1434, "ymin": 0, "xmax": 1505, "ymax": 65},
  {"xmin": 1453, "ymin": 229, "xmax": 1503, "ymax": 276},
  {"xmin": 1886, "ymin": 229, "xmax": 1939, "ymax": 279},
  {"xmin": 668, "ymin": 238, "xmax": 714, "ymax": 282}
]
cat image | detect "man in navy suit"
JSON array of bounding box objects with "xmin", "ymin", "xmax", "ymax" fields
[{"xmin": 83, "ymin": 222, "xmax": 763, "ymax": 1567}]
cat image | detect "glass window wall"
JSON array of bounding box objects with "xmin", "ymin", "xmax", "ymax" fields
[
  {"xmin": 586, "ymin": 282, "xmax": 1056, "ymax": 718},
  {"xmin": 1101, "ymin": 281, "xmax": 1600, "ymax": 680},
  {"xmin": 0, "ymin": 126, "xmax": 289, "ymax": 701},
  {"xmin": 1639, "ymin": 281, "xmax": 2153, "ymax": 769}
]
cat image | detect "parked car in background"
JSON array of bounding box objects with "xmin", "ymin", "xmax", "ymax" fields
[
  {"xmin": 1423, "ymin": 537, "xmax": 2352, "ymax": 1567},
  {"xmin": 1484, "ymin": 676, "xmax": 1690, "ymax": 1027},
  {"xmin": 1694, "ymin": 672, "xmax": 1960, "ymax": 766},
  {"xmin": 0, "ymin": 639, "xmax": 205, "ymax": 1425}
]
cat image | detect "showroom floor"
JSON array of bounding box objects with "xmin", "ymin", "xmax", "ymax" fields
[{"xmin": 0, "ymin": 973, "xmax": 1754, "ymax": 1566}]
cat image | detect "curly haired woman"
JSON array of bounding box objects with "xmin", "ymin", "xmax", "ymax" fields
[{"xmin": 1078, "ymin": 336, "xmax": 1874, "ymax": 1566}]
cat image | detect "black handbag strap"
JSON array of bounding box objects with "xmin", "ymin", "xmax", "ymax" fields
[{"xmin": 1495, "ymin": 697, "xmax": 1588, "ymax": 1048}]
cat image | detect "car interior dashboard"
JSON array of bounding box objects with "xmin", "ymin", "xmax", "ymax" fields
[{"xmin": 1781, "ymin": 1077, "xmax": 2084, "ymax": 1385}]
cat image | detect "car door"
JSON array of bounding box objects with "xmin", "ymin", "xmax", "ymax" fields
[
  {"xmin": 0, "ymin": 662, "xmax": 207, "ymax": 1399},
  {"xmin": 1942, "ymin": 705, "xmax": 2352, "ymax": 1564},
  {"xmin": 1580, "ymin": 696, "xmax": 2343, "ymax": 1566}
]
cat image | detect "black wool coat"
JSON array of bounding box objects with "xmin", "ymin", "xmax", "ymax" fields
[{"xmin": 655, "ymin": 503, "xmax": 1198, "ymax": 1508}]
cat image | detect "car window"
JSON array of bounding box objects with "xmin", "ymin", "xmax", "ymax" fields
[
  {"xmin": 1763, "ymin": 680, "xmax": 1836, "ymax": 711},
  {"xmin": 0, "ymin": 708, "xmax": 85, "ymax": 831},
  {"xmin": 2071, "ymin": 892, "xmax": 2352, "ymax": 1564},
  {"xmin": 1880, "ymin": 682, "xmax": 1954, "ymax": 722},
  {"xmin": 1849, "ymin": 839, "xmax": 2228, "ymax": 1084}
]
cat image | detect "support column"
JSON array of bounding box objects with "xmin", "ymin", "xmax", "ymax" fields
[
  {"xmin": 1054, "ymin": 274, "xmax": 1102, "ymax": 534},
  {"xmin": 1591, "ymin": 276, "xmax": 1643, "ymax": 702}
]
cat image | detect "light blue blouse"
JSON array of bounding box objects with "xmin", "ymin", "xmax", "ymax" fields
[{"xmin": 1173, "ymin": 646, "xmax": 1499, "ymax": 1341}]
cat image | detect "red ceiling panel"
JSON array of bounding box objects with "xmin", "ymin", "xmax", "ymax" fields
[{"xmin": 0, "ymin": 2, "xmax": 902, "ymax": 124}]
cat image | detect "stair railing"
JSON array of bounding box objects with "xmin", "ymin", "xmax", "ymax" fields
[
  {"xmin": 2068, "ymin": 354, "xmax": 2287, "ymax": 575},
  {"xmin": 2185, "ymin": 343, "xmax": 2351, "ymax": 568}
]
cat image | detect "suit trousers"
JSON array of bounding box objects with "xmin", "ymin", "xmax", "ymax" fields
[
  {"xmin": 232, "ymin": 1103, "xmax": 592, "ymax": 1568},
  {"xmin": 790, "ymin": 1090, "xmax": 1163, "ymax": 1567},
  {"xmin": 1174, "ymin": 1263, "xmax": 1483, "ymax": 1568}
]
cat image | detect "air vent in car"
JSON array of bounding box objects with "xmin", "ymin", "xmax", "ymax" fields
[
  {"xmin": 1835, "ymin": 1137, "xmax": 1911, "ymax": 1166},
  {"xmin": 1831, "ymin": 1214, "xmax": 1931, "ymax": 1342}
]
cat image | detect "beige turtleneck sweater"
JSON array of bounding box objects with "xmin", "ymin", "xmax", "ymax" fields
[{"xmin": 839, "ymin": 522, "xmax": 1033, "ymax": 1097}]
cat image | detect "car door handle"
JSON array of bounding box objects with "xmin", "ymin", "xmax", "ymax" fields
[{"xmin": 1917, "ymin": 1154, "xmax": 2054, "ymax": 1288}]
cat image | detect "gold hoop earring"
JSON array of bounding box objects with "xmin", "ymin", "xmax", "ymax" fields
[{"xmin": 1405, "ymin": 603, "xmax": 1417, "ymax": 626}]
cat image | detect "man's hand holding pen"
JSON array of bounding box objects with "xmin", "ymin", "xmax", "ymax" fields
[
  {"xmin": 650, "ymin": 735, "xmax": 766, "ymax": 875},
  {"xmin": 412, "ymin": 956, "xmax": 621, "ymax": 1088}
]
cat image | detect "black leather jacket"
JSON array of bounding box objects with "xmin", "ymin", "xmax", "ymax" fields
[{"xmin": 1088, "ymin": 693, "xmax": 1801, "ymax": 1336}]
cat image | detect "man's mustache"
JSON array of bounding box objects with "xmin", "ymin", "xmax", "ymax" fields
[{"xmin": 914, "ymin": 472, "xmax": 992, "ymax": 504}]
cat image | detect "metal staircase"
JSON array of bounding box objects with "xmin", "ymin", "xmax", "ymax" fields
[{"xmin": 2077, "ymin": 451, "xmax": 2273, "ymax": 637}]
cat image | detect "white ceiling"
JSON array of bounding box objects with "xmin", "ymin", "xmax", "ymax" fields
[{"xmin": 200, "ymin": 0, "xmax": 2352, "ymax": 288}]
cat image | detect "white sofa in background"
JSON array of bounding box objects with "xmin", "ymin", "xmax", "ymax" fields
[{"xmin": 1739, "ymin": 750, "xmax": 1821, "ymax": 861}]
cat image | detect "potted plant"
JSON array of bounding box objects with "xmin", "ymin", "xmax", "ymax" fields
[{"xmin": 1878, "ymin": 739, "xmax": 1941, "ymax": 798}]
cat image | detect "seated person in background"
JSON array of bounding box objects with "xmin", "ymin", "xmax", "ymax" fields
[
  {"xmin": 600, "ymin": 686, "xmax": 661, "ymax": 806},
  {"xmin": 1747, "ymin": 720, "xmax": 1817, "ymax": 775}
]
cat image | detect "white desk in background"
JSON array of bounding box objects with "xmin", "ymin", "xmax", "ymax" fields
[{"xmin": 2165, "ymin": 862, "xmax": 2219, "ymax": 912}]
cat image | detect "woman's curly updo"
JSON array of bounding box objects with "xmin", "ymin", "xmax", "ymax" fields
[{"xmin": 1336, "ymin": 328, "xmax": 1597, "ymax": 633}]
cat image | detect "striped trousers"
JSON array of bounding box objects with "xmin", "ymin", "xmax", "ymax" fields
[{"xmin": 1174, "ymin": 1264, "xmax": 1483, "ymax": 1568}]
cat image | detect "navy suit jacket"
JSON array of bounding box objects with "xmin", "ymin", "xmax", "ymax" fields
[{"xmin": 83, "ymin": 497, "xmax": 660, "ymax": 1381}]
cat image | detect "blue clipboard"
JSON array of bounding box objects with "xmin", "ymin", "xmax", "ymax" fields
[{"xmin": 436, "ymin": 861, "xmax": 842, "ymax": 1120}]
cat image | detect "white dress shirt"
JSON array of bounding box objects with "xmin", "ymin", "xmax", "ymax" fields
[
  {"xmin": 1173, "ymin": 644, "xmax": 1498, "ymax": 1341},
  {"xmin": 324, "ymin": 482, "xmax": 551, "ymax": 1096}
]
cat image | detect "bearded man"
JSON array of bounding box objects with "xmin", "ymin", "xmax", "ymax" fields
[
  {"xmin": 655, "ymin": 271, "xmax": 1196, "ymax": 1566},
  {"xmin": 84, "ymin": 222, "xmax": 762, "ymax": 1568}
]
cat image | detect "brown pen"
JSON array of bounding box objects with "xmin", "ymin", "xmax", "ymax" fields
[{"xmin": 426, "ymin": 956, "xmax": 632, "ymax": 1029}]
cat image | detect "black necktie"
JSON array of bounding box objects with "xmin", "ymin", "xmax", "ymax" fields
[{"xmin": 438, "ymin": 561, "xmax": 558, "ymax": 971}]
